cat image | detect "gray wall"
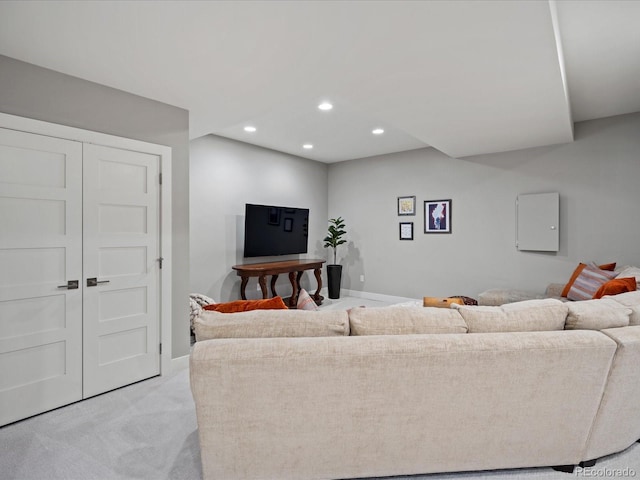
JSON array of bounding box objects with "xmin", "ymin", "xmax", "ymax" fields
[
  {"xmin": 328, "ymin": 112, "xmax": 640, "ymax": 299},
  {"xmin": 190, "ymin": 135, "xmax": 328, "ymax": 302},
  {"xmin": 0, "ymin": 55, "xmax": 191, "ymax": 359}
]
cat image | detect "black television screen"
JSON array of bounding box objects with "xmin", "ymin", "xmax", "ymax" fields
[{"xmin": 243, "ymin": 203, "xmax": 309, "ymax": 257}]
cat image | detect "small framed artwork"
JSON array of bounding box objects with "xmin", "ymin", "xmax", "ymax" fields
[
  {"xmin": 398, "ymin": 196, "xmax": 416, "ymax": 216},
  {"xmin": 399, "ymin": 222, "xmax": 414, "ymax": 240},
  {"xmin": 424, "ymin": 199, "xmax": 452, "ymax": 234}
]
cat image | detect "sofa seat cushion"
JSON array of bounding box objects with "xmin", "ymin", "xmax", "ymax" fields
[
  {"xmin": 453, "ymin": 299, "xmax": 568, "ymax": 333},
  {"xmin": 565, "ymin": 298, "xmax": 632, "ymax": 330},
  {"xmin": 349, "ymin": 306, "xmax": 467, "ymax": 336},
  {"xmin": 194, "ymin": 309, "xmax": 349, "ymax": 341},
  {"xmin": 606, "ymin": 291, "xmax": 640, "ymax": 326}
]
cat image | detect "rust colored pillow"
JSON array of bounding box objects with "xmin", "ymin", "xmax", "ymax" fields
[
  {"xmin": 203, "ymin": 296, "xmax": 288, "ymax": 313},
  {"xmin": 562, "ymin": 262, "xmax": 617, "ymax": 297},
  {"xmin": 593, "ymin": 277, "xmax": 637, "ymax": 299}
]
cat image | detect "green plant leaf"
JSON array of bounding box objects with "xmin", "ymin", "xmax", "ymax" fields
[{"xmin": 323, "ymin": 217, "xmax": 347, "ymax": 263}]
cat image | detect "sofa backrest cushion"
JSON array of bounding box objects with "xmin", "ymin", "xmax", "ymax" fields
[
  {"xmin": 194, "ymin": 309, "xmax": 349, "ymax": 341},
  {"xmin": 348, "ymin": 306, "xmax": 467, "ymax": 336},
  {"xmin": 605, "ymin": 291, "xmax": 640, "ymax": 326},
  {"xmin": 565, "ymin": 298, "xmax": 632, "ymax": 330},
  {"xmin": 452, "ymin": 298, "xmax": 568, "ymax": 333}
]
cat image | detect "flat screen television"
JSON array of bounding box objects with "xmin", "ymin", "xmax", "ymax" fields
[{"xmin": 243, "ymin": 203, "xmax": 309, "ymax": 257}]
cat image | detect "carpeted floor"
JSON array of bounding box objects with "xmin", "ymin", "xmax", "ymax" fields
[
  {"xmin": 2, "ymin": 354, "xmax": 640, "ymax": 479},
  {"xmin": 0, "ymin": 368, "xmax": 201, "ymax": 480}
]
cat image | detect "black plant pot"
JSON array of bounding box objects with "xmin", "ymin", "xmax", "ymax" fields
[{"xmin": 327, "ymin": 264, "xmax": 343, "ymax": 299}]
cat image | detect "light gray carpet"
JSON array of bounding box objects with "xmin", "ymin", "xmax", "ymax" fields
[
  {"xmin": 0, "ymin": 368, "xmax": 201, "ymax": 480},
  {"xmin": 2, "ymin": 366, "xmax": 640, "ymax": 480}
]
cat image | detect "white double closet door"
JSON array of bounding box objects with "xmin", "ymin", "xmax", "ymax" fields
[{"xmin": 0, "ymin": 127, "xmax": 161, "ymax": 426}]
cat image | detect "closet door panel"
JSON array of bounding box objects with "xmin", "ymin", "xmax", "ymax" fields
[
  {"xmin": 0, "ymin": 128, "xmax": 83, "ymax": 427},
  {"xmin": 82, "ymin": 144, "xmax": 160, "ymax": 398}
]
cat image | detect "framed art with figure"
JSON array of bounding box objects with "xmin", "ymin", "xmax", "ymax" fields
[{"xmin": 424, "ymin": 199, "xmax": 451, "ymax": 234}]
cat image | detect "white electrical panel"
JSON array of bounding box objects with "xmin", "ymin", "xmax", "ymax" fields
[{"xmin": 516, "ymin": 192, "xmax": 559, "ymax": 252}]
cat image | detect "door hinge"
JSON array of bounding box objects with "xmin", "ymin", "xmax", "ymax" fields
[
  {"xmin": 159, "ymin": 343, "xmax": 162, "ymax": 354},
  {"xmin": 158, "ymin": 257, "xmax": 164, "ymax": 269},
  {"xmin": 159, "ymin": 172, "xmax": 163, "ymax": 185}
]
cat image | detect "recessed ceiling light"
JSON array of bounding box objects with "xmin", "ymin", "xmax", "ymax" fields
[
  {"xmin": 318, "ymin": 102, "xmax": 333, "ymax": 111},
  {"xmin": 244, "ymin": 126, "xmax": 256, "ymax": 132},
  {"xmin": 372, "ymin": 128, "xmax": 385, "ymax": 135},
  {"xmin": 303, "ymin": 144, "xmax": 314, "ymax": 149}
]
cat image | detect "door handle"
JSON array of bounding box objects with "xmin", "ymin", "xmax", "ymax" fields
[
  {"xmin": 57, "ymin": 280, "xmax": 79, "ymax": 290},
  {"xmin": 86, "ymin": 278, "xmax": 110, "ymax": 287}
]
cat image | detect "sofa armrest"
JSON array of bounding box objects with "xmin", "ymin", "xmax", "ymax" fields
[{"xmin": 583, "ymin": 326, "xmax": 640, "ymax": 461}]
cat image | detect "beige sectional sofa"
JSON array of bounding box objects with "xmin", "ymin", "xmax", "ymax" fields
[{"xmin": 190, "ymin": 292, "xmax": 640, "ymax": 480}]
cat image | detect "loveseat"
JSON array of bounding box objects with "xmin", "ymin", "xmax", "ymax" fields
[{"xmin": 190, "ymin": 291, "xmax": 640, "ymax": 480}]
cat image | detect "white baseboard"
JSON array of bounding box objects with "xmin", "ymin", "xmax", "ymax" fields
[
  {"xmin": 168, "ymin": 354, "xmax": 190, "ymax": 374},
  {"xmin": 320, "ymin": 287, "xmax": 418, "ymax": 304},
  {"xmin": 341, "ymin": 289, "xmax": 419, "ymax": 304}
]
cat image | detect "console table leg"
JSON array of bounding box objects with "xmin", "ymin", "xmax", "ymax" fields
[
  {"xmin": 313, "ymin": 268, "xmax": 323, "ymax": 303},
  {"xmin": 258, "ymin": 275, "xmax": 268, "ymax": 299},
  {"xmin": 288, "ymin": 272, "xmax": 298, "ymax": 308},
  {"xmin": 240, "ymin": 276, "xmax": 249, "ymax": 300},
  {"xmin": 270, "ymin": 274, "xmax": 279, "ymax": 297}
]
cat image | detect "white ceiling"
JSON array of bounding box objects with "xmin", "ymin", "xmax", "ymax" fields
[{"xmin": 0, "ymin": 0, "xmax": 638, "ymax": 163}]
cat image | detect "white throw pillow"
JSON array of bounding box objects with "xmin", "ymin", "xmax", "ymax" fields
[
  {"xmin": 616, "ymin": 266, "xmax": 640, "ymax": 289},
  {"xmin": 297, "ymin": 288, "xmax": 319, "ymax": 311}
]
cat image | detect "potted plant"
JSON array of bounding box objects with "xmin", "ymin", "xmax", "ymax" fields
[{"xmin": 323, "ymin": 216, "xmax": 347, "ymax": 299}]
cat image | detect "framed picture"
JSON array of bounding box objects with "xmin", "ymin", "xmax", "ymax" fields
[
  {"xmin": 397, "ymin": 196, "xmax": 416, "ymax": 216},
  {"xmin": 399, "ymin": 222, "xmax": 414, "ymax": 240},
  {"xmin": 424, "ymin": 199, "xmax": 452, "ymax": 234}
]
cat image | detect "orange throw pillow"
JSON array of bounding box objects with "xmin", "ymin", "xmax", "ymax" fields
[
  {"xmin": 203, "ymin": 296, "xmax": 288, "ymax": 313},
  {"xmin": 593, "ymin": 277, "xmax": 637, "ymax": 299},
  {"xmin": 561, "ymin": 262, "xmax": 616, "ymax": 297}
]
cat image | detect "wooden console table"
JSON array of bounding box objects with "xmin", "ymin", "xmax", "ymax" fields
[{"xmin": 232, "ymin": 259, "xmax": 325, "ymax": 308}]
